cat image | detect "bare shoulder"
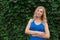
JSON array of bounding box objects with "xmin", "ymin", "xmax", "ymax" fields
[
  {"xmin": 28, "ymin": 19, "xmax": 33, "ymax": 23},
  {"xmin": 26, "ymin": 19, "xmax": 33, "ymax": 28},
  {"xmin": 42, "ymin": 21, "xmax": 48, "ymax": 26}
]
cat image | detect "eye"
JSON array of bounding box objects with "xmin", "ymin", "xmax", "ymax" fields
[
  {"xmin": 37, "ymin": 10, "xmax": 39, "ymax": 11},
  {"xmin": 40, "ymin": 11, "xmax": 43, "ymax": 13}
]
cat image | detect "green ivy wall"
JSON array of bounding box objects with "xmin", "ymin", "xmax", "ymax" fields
[{"xmin": 0, "ymin": 0, "xmax": 60, "ymax": 40}]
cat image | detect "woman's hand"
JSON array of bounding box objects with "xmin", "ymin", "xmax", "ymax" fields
[
  {"xmin": 32, "ymin": 31, "xmax": 50, "ymax": 39},
  {"xmin": 32, "ymin": 31, "xmax": 45, "ymax": 37}
]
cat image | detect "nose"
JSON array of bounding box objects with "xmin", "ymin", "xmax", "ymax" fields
[{"xmin": 38, "ymin": 12, "xmax": 42, "ymax": 14}]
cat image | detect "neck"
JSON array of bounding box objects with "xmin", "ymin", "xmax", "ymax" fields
[{"xmin": 36, "ymin": 18, "xmax": 42, "ymax": 21}]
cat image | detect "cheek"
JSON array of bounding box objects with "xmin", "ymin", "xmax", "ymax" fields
[
  {"xmin": 36, "ymin": 14, "xmax": 41, "ymax": 17},
  {"xmin": 37, "ymin": 13, "xmax": 43, "ymax": 17},
  {"xmin": 35, "ymin": 11, "xmax": 43, "ymax": 16}
]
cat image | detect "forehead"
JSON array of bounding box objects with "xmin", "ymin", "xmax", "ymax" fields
[
  {"xmin": 37, "ymin": 7, "xmax": 43, "ymax": 10},
  {"xmin": 37, "ymin": 8, "xmax": 43, "ymax": 11}
]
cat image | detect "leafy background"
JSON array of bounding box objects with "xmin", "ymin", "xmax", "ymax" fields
[{"xmin": 0, "ymin": 0, "xmax": 60, "ymax": 40}]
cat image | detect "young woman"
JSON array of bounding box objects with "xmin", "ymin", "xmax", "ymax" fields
[{"xmin": 25, "ymin": 6, "xmax": 50, "ymax": 40}]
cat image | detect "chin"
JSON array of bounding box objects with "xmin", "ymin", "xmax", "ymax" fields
[{"xmin": 36, "ymin": 16, "xmax": 41, "ymax": 18}]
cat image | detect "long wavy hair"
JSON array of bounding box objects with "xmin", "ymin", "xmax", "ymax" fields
[{"xmin": 33, "ymin": 6, "xmax": 47, "ymax": 23}]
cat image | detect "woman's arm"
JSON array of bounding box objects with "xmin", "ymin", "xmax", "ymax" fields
[
  {"xmin": 32, "ymin": 22, "xmax": 50, "ymax": 39},
  {"xmin": 36, "ymin": 22, "xmax": 50, "ymax": 39},
  {"xmin": 25, "ymin": 19, "xmax": 50, "ymax": 38},
  {"xmin": 42, "ymin": 22, "xmax": 50, "ymax": 38},
  {"xmin": 25, "ymin": 19, "xmax": 37, "ymax": 35},
  {"xmin": 25, "ymin": 19, "xmax": 44, "ymax": 36}
]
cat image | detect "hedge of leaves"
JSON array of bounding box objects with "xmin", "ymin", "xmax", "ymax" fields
[{"xmin": 0, "ymin": 0, "xmax": 60, "ymax": 40}]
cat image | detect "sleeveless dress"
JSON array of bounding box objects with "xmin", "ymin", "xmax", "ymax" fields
[{"xmin": 29, "ymin": 19, "xmax": 46, "ymax": 40}]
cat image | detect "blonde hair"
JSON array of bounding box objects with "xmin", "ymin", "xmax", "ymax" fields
[{"xmin": 33, "ymin": 6, "xmax": 47, "ymax": 23}]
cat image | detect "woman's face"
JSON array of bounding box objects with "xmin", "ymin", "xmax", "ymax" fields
[{"xmin": 35, "ymin": 8, "xmax": 43, "ymax": 18}]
